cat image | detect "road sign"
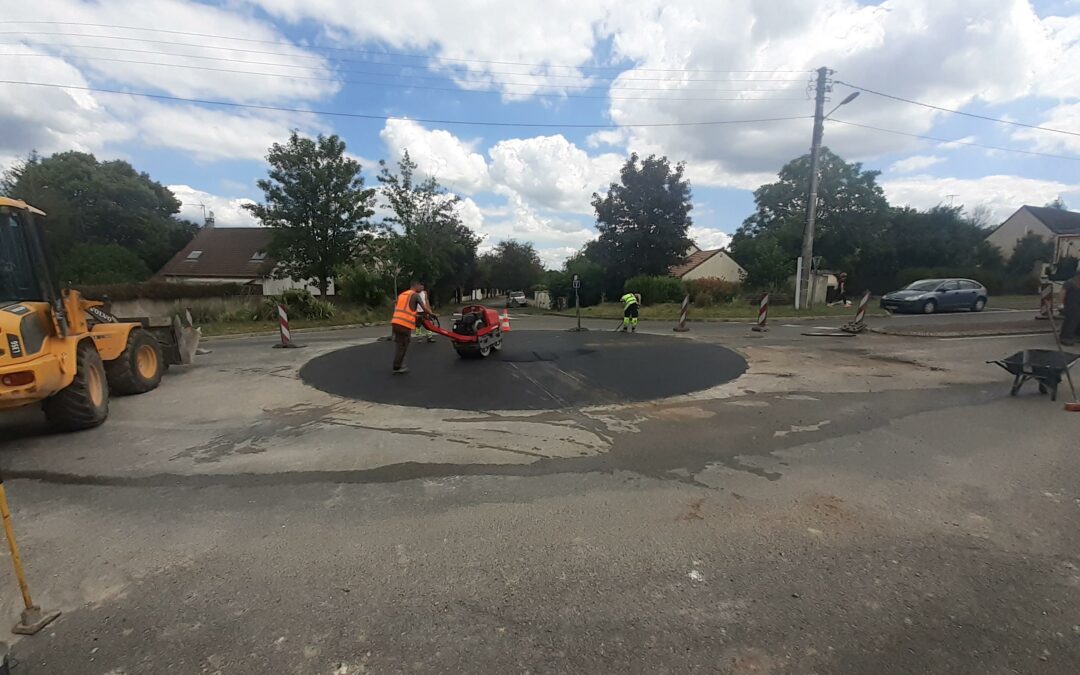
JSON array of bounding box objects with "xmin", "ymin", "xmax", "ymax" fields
[{"xmin": 572, "ymin": 274, "xmax": 581, "ymax": 290}]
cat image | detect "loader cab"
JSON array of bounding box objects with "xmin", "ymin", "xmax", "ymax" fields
[{"xmin": 0, "ymin": 198, "xmax": 51, "ymax": 307}]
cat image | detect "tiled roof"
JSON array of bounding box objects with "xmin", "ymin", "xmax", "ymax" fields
[
  {"xmin": 670, "ymin": 249, "xmax": 720, "ymax": 277},
  {"xmin": 157, "ymin": 227, "xmax": 275, "ymax": 278},
  {"xmin": 1024, "ymin": 206, "xmax": 1080, "ymax": 235}
]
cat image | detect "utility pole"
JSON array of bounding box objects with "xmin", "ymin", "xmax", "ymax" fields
[{"xmin": 799, "ymin": 66, "xmax": 829, "ymax": 310}]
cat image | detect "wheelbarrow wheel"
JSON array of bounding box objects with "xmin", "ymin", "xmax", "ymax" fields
[{"xmin": 1038, "ymin": 382, "xmax": 1048, "ymax": 395}]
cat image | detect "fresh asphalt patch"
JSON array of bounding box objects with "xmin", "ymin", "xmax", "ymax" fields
[{"xmin": 300, "ymin": 330, "xmax": 748, "ymax": 411}]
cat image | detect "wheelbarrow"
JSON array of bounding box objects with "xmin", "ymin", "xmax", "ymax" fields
[{"xmin": 989, "ymin": 349, "xmax": 1080, "ymax": 401}]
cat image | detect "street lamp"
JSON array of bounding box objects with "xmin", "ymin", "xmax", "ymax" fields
[{"xmin": 798, "ymin": 75, "xmax": 860, "ymax": 310}]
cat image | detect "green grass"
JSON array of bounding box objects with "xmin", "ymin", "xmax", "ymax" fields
[
  {"xmin": 546, "ymin": 301, "xmax": 888, "ymax": 321},
  {"xmin": 988, "ymin": 294, "xmax": 1039, "ymax": 310},
  {"xmin": 199, "ymin": 307, "xmax": 387, "ymax": 337}
]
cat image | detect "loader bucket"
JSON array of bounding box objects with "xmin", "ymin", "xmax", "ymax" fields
[{"xmin": 147, "ymin": 314, "xmax": 200, "ymax": 366}]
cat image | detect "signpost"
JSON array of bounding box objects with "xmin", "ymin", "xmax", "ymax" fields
[{"xmin": 569, "ymin": 274, "xmax": 588, "ymax": 332}]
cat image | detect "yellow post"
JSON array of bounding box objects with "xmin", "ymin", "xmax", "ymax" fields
[
  {"xmin": 0, "ymin": 474, "xmax": 60, "ymax": 635},
  {"xmin": 0, "ymin": 483, "xmax": 32, "ymax": 610}
]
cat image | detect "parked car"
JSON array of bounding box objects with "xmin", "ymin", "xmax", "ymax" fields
[
  {"xmin": 507, "ymin": 291, "xmax": 528, "ymax": 308},
  {"xmin": 880, "ymin": 278, "xmax": 988, "ymax": 314}
]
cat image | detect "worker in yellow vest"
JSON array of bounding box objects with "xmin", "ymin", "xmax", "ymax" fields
[
  {"xmin": 391, "ymin": 280, "xmax": 434, "ymax": 374},
  {"xmin": 620, "ymin": 291, "xmax": 640, "ymax": 332}
]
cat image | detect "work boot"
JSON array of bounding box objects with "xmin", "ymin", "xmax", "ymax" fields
[{"xmin": 393, "ymin": 366, "xmax": 410, "ymax": 375}]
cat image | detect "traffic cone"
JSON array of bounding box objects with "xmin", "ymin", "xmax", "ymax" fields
[{"xmin": 500, "ymin": 309, "xmax": 512, "ymax": 332}]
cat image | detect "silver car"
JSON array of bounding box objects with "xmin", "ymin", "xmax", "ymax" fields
[
  {"xmin": 880, "ymin": 278, "xmax": 988, "ymax": 314},
  {"xmin": 507, "ymin": 291, "xmax": 528, "ymax": 308}
]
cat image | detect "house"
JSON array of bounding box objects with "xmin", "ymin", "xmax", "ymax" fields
[
  {"xmin": 670, "ymin": 246, "xmax": 746, "ymax": 283},
  {"xmin": 985, "ymin": 205, "xmax": 1080, "ymax": 257},
  {"xmin": 157, "ymin": 226, "xmax": 332, "ymax": 295}
]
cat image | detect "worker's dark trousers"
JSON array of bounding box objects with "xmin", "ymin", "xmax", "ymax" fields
[
  {"xmin": 392, "ymin": 326, "xmax": 412, "ymax": 370},
  {"xmin": 1062, "ymin": 308, "xmax": 1080, "ymax": 344}
]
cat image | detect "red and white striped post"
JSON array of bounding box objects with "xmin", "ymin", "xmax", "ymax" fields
[
  {"xmin": 841, "ymin": 290, "xmax": 871, "ymax": 334},
  {"xmin": 751, "ymin": 292, "xmax": 769, "ymax": 332},
  {"xmin": 673, "ymin": 294, "xmax": 690, "ymax": 332},
  {"xmin": 1037, "ymin": 283, "xmax": 1053, "ymax": 320},
  {"xmin": 273, "ymin": 303, "xmax": 304, "ymax": 349}
]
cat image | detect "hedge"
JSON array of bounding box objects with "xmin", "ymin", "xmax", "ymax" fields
[{"xmin": 78, "ymin": 280, "xmax": 259, "ymax": 301}]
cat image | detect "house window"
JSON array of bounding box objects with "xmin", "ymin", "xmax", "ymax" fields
[
  {"xmin": 249, "ymin": 251, "xmax": 268, "ymax": 262},
  {"xmin": 185, "ymin": 250, "xmax": 203, "ymax": 261}
]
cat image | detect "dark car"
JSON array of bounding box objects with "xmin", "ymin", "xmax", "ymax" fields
[{"xmin": 880, "ymin": 278, "xmax": 988, "ymax": 314}]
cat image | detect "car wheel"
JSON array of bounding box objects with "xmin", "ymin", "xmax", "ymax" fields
[
  {"xmin": 972, "ymin": 297, "xmax": 986, "ymax": 312},
  {"xmin": 921, "ymin": 299, "xmax": 937, "ymax": 314}
]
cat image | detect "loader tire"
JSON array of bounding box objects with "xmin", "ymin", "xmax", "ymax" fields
[
  {"xmin": 106, "ymin": 329, "xmax": 164, "ymax": 395},
  {"xmin": 43, "ymin": 341, "xmax": 109, "ymax": 431}
]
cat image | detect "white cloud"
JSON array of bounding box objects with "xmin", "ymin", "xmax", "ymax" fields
[
  {"xmin": 6, "ymin": 0, "xmax": 339, "ymax": 104},
  {"xmin": 0, "ymin": 45, "xmax": 132, "ymax": 161},
  {"xmin": 889, "ymin": 155, "xmax": 945, "ymax": 173},
  {"xmin": 688, "ymin": 227, "xmax": 733, "ymax": 250},
  {"xmin": 488, "ymin": 135, "xmax": 623, "ymax": 213},
  {"xmin": 379, "ymin": 120, "xmax": 490, "ymax": 194},
  {"xmin": 882, "ymin": 174, "xmax": 1080, "ymax": 223},
  {"xmin": 169, "ymin": 185, "xmax": 259, "ymax": 227},
  {"xmin": 133, "ymin": 103, "xmax": 320, "ymax": 162},
  {"xmin": 1012, "ymin": 102, "xmax": 1080, "ymax": 154}
]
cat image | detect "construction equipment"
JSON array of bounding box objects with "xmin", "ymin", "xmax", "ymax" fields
[
  {"xmin": 422, "ymin": 305, "xmax": 503, "ymax": 358},
  {"xmin": 0, "ymin": 197, "xmax": 198, "ymax": 431}
]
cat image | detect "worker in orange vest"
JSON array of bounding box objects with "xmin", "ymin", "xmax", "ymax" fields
[{"xmin": 391, "ymin": 280, "xmax": 434, "ymax": 374}]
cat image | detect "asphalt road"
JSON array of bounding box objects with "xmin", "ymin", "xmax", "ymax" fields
[{"xmin": 1, "ymin": 316, "xmax": 1077, "ymax": 674}]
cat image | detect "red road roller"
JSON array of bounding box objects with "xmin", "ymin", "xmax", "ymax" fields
[{"xmin": 422, "ymin": 305, "xmax": 503, "ymax": 358}]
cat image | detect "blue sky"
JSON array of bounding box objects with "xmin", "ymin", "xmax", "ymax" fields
[{"xmin": 1, "ymin": 0, "xmax": 1078, "ymax": 268}]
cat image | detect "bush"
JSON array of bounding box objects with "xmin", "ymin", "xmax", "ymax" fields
[
  {"xmin": 337, "ymin": 263, "xmax": 394, "ymax": 307},
  {"xmin": 624, "ymin": 275, "xmax": 684, "ymax": 305},
  {"xmin": 694, "ymin": 292, "xmax": 716, "ymax": 308},
  {"xmin": 263, "ymin": 288, "xmax": 336, "ymax": 320},
  {"xmin": 80, "ymin": 280, "xmax": 256, "ymax": 301},
  {"xmin": 684, "ymin": 277, "xmax": 740, "ymax": 304}
]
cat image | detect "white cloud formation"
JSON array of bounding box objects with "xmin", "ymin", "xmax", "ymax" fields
[
  {"xmin": 688, "ymin": 226, "xmax": 733, "ymax": 251},
  {"xmin": 1012, "ymin": 103, "xmax": 1080, "ymax": 154},
  {"xmin": 889, "ymin": 155, "xmax": 946, "ymax": 174},
  {"xmin": 488, "ymin": 135, "xmax": 623, "ymax": 214},
  {"xmin": 882, "ymin": 175, "xmax": 1080, "ymax": 223},
  {"xmin": 379, "ymin": 120, "xmax": 490, "ymax": 194},
  {"xmin": 169, "ymin": 185, "xmax": 259, "ymax": 227},
  {"xmin": 5, "ymin": 0, "xmax": 339, "ymax": 104}
]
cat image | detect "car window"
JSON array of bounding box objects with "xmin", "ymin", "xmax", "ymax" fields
[
  {"xmin": 905, "ymin": 280, "xmax": 941, "ymax": 291},
  {"xmin": 941, "ymin": 281, "xmax": 960, "ymax": 291},
  {"xmin": 959, "ymin": 280, "xmax": 979, "ymax": 290}
]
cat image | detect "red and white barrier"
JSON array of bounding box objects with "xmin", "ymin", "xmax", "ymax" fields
[
  {"xmin": 1037, "ymin": 283, "xmax": 1053, "ymax": 320},
  {"xmin": 751, "ymin": 292, "xmax": 769, "ymax": 332},
  {"xmin": 840, "ymin": 290, "xmax": 871, "ymax": 334},
  {"xmin": 673, "ymin": 294, "xmax": 690, "ymax": 332},
  {"xmin": 273, "ymin": 304, "xmax": 304, "ymax": 348}
]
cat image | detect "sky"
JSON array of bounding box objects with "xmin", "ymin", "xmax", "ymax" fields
[{"xmin": 1, "ymin": 0, "xmax": 1078, "ymax": 269}]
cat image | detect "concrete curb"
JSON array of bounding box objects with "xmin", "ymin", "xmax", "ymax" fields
[
  {"xmin": 871, "ymin": 324, "xmax": 1052, "ymax": 339},
  {"xmin": 542, "ymin": 312, "xmax": 885, "ymax": 324},
  {"xmin": 203, "ymin": 321, "xmax": 387, "ymax": 341}
]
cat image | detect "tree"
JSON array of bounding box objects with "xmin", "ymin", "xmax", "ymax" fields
[
  {"xmin": 56, "ymin": 244, "xmax": 151, "ymax": 285},
  {"xmin": 590, "ymin": 153, "xmax": 693, "ymax": 283},
  {"xmin": 732, "ymin": 148, "xmax": 890, "ymax": 287},
  {"xmin": 244, "ymin": 131, "xmax": 376, "ymax": 296},
  {"xmin": 2, "ymin": 151, "xmax": 196, "ymax": 277},
  {"xmin": 378, "ymin": 151, "xmax": 480, "ymax": 304},
  {"xmin": 1007, "ymin": 232, "xmax": 1054, "ymax": 277},
  {"xmin": 1045, "ymin": 197, "xmax": 1068, "ymax": 210},
  {"xmin": 488, "ymin": 239, "xmax": 544, "ymax": 292}
]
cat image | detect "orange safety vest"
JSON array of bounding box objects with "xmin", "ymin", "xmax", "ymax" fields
[{"xmin": 392, "ymin": 290, "xmax": 418, "ymax": 329}]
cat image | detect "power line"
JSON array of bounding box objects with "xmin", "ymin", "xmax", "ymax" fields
[
  {"xmin": 0, "ymin": 78, "xmax": 814, "ymax": 129},
  {"xmin": 2, "ymin": 37, "xmax": 810, "ymax": 86},
  {"xmin": 0, "ymin": 53, "xmax": 808, "ymax": 102},
  {"xmin": 835, "ymin": 81, "xmax": 1080, "ymax": 138},
  {"xmin": 0, "ymin": 23, "xmax": 814, "ymax": 75},
  {"xmin": 828, "ymin": 118, "xmax": 1080, "ymax": 161}
]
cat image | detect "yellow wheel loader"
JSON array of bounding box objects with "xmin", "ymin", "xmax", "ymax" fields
[{"xmin": 0, "ymin": 197, "xmax": 198, "ymax": 431}]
